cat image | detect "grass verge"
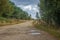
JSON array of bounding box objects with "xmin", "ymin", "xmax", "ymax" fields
[
  {"xmin": 0, "ymin": 18, "xmax": 25, "ymax": 26},
  {"xmin": 33, "ymin": 21, "xmax": 60, "ymax": 40}
]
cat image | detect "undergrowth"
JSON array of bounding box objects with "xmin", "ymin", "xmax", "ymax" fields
[
  {"xmin": 33, "ymin": 21, "xmax": 60, "ymax": 40},
  {"xmin": 0, "ymin": 17, "xmax": 25, "ymax": 26}
]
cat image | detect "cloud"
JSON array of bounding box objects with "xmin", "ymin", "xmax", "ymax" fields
[
  {"xmin": 18, "ymin": 5, "xmax": 39, "ymax": 12},
  {"xmin": 23, "ymin": 5, "xmax": 32, "ymax": 10},
  {"xmin": 11, "ymin": 0, "xmax": 40, "ymax": 19},
  {"xmin": 11, "ymin": 0, "xmax": 40, "ymax": 5},
  {"xmin": 17, "ymin": 5, "xmax": 39, "ymax": 19}
]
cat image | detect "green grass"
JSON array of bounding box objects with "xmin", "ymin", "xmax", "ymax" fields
[
  {"xmin": 0, "ymin": 17, "xmax": 25, "ymax": 26},
  {"xmin": 33, "ymin": 21, "xmax": 60, "ymax": 40}
]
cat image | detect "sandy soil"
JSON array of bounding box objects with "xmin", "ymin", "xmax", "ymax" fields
[{"xmin": 0, "ymin": 21, "xmax": 58, "ymax": 40}]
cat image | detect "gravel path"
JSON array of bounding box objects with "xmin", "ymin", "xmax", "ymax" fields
[{"xmin": 0, "ymin": 21, "xmax": 58, "ymax": 40}]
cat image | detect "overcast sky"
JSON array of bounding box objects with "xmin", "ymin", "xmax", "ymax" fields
[{"xmin": 11, "ymin": 0, "xmax": 40, "ymax": 19}]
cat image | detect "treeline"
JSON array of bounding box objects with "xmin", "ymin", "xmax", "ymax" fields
[
  {"xmin": 0, "ymin": 0, "xmax": 31, "ymax": 20},
  {"xmin": 39, "ymin": 0, "xmax": 60, "ymax": 28}
]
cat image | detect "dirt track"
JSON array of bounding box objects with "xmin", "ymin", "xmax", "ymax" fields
[{"xmin": 0, "ymin": 21, "xmax": 57, "ymax": 40}]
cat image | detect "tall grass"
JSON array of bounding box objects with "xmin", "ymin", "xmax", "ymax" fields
[
  {"xmin": 33, "ymin": 21, "xmax": 60, "ymax": 40},
  {"xmin": 0, "ymin": 17, "xmax": 25, "ymax": 26}
]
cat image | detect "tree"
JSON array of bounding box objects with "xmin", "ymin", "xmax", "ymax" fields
[
  {"xmin": 36, "ymin": 12, "xmax": 40, "ymax": 19},
  {"xmin": 39, "ymin": 0, "xmax": 60, "ymax": 27},
  {"xmin": 0, "ymin": 0, "xmax": 31, "ymax": 20}
]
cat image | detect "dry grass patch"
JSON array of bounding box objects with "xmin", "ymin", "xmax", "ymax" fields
[{"xmin": 33, "ymin": 21, "xmax": 60, "ymax": 40}]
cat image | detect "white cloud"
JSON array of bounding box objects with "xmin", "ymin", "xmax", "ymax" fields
[
  {"xmin": 23, "ymin": 5, "xmax": 32, "ymax": 10},
  {"xmin": 18, "ymin": 5, "xmax": 39, "ymax": 12},
  {"xmin": 17, "ymin": 5, "xmax": 39, "ymax": 19}
]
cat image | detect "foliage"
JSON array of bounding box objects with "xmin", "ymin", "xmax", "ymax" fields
[
  {"xmin": 33, "ymin": 21, "xmax": 60, "ymax": 40},
  {"xmin": 0, "ymin": 0, "xmax": 31, "ymax": 20},
  {"xmin": 36, "ymin": 12, "xmax": 40, "ymax": 19},
  {"xmin": 39, "ymin": 0, "xmax": 60, "ymax": 27}
]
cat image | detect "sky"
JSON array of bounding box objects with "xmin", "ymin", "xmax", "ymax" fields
[{"xmin": 11, "ymin": 0, "xmax": 40, "ymax": 19}]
